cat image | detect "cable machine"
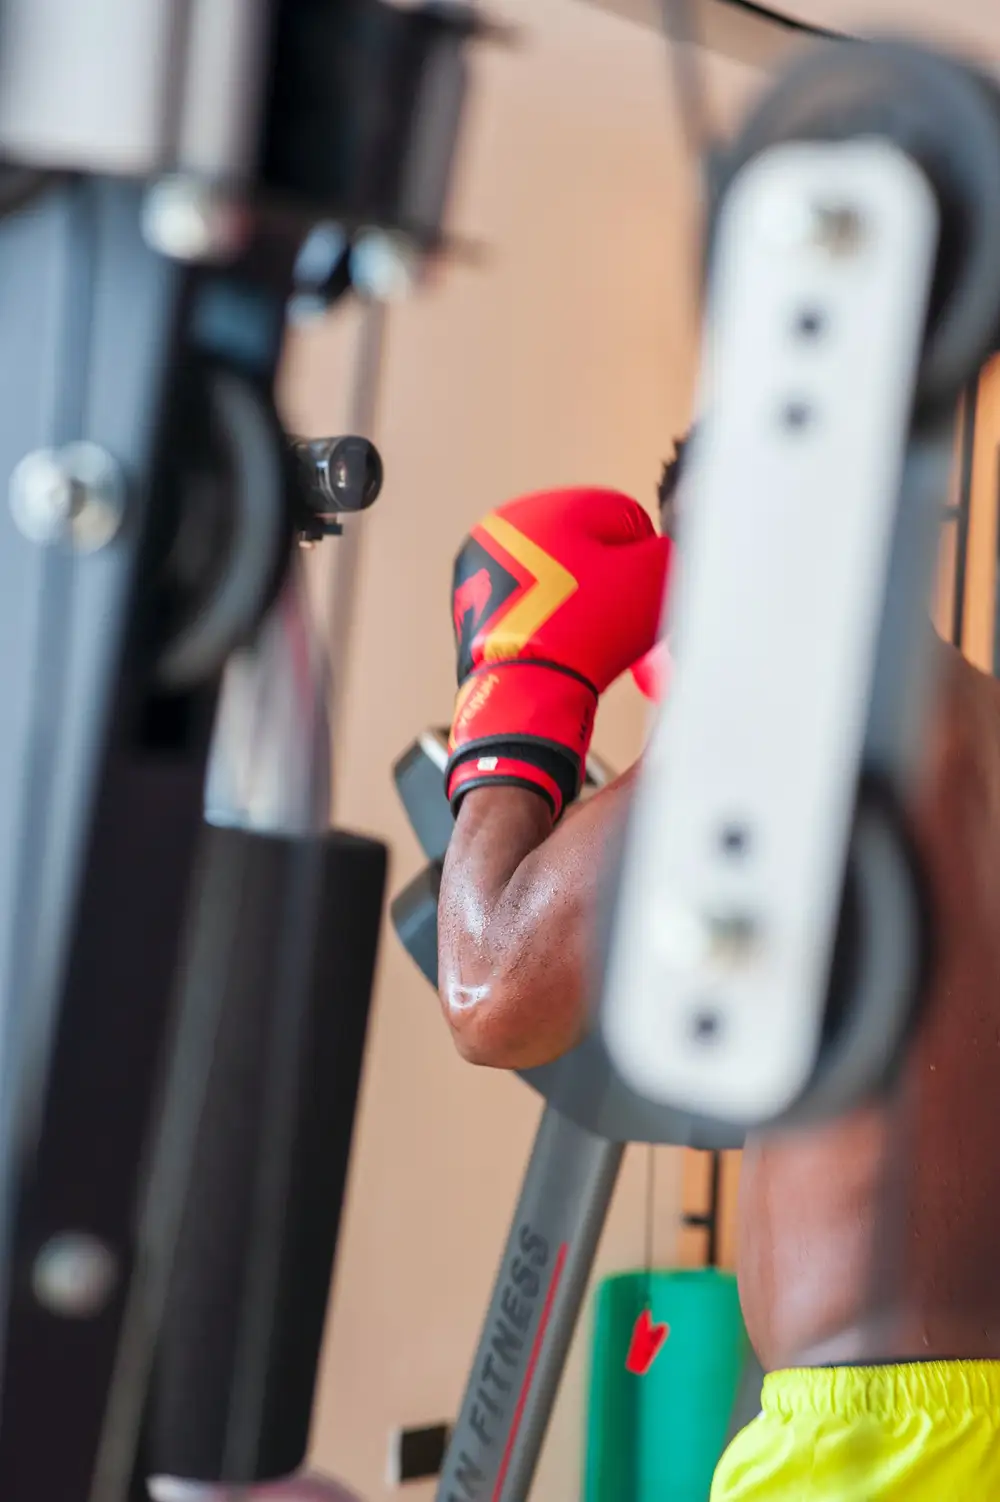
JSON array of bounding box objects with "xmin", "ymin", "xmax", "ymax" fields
[{"xmin": 0, "ymin": 4, "xmax": 997, "ymax": 1501}]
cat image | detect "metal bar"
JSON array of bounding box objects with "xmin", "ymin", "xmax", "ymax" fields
[
  {"xmin": 326, "ymin": 301, "xmax": 387, "ymax": 792},
  {"xmin": 681, "ymin": 1149, "xmax": 722, "ymax": 1265},
  {"xmin": 438, "ymin": 1108, "xmax": 623, "ymax": 1502},
  {"xmin": 706, "ymin": 1150, "xmax": 721, "ymax": 1268},
  {"xmin": 0, "ymin": 181, "xmax": 204, "ymax": 1502},
  {"xmin": 581, "ymin": 0, "xmax": 847, "ymax": 69},
  {"xmin": 953, "ymin": 376, "xmax": 978, "ymax": 650},
  {"xmin": 176, "ymin": 0, "xmax": 273, "ymax": 180},
  {"xmin": 204, "ymin": 557, "xmax": 333, "ymax": 837}
]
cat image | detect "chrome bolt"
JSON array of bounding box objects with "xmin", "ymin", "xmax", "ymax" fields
[
  {"xmin": 294, "ymin": 221, "xmax": 348, "ymax": 286},
  {"xmin": 32, "ymin": 1233, "xmax": 119, "ymax": 1318},
  {"xmin": 809, "ymin": 202, "xmax": 865, "ymax": 256},
  {"xmin": 288, "ymin": 221, "xmax": 350, "ymax": 325},
  {"xmin": 10, "ymin": 442, "xmax": 125, "ymax": 552},
  {"xmin": 142, "ymin": 176, "xmax": 247, "ymax": 264},
  {"xmin": 658, "ymin": 904, "xmax": 761, "ymax": 971},
  {"xmin": 763, "ymin": 190, "xmax": 866, "ymax": 257},
  {"xmin": 350, "ymin": 229, "xmax": 421, "ymax": 301},
  {"xmin": 705, "ymin": 911, "xmax": 761, "ymax": 967}
]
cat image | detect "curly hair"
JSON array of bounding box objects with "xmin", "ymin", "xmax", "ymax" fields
[{"xmin": 657, "ymin": 430, "xmax": 692, "ymax": 534}]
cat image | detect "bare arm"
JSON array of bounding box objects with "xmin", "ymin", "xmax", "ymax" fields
[{"xmin": 437, "ymin": 768, "xmax": 638, "ymax": 1069}]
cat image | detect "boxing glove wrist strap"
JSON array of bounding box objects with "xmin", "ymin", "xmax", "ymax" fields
[
  {"xmin": 447, "ymin": 751, "xmax": 568, "ymax": 819},
  {"xmin": 446, "ymin": 660, "xmax": 597, "ymax": 818}
]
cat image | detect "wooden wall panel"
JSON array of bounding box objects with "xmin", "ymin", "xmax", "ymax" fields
[
  {"xmin": 677, "ymin": 1150, "xmax": 711, "ymax": 1268},
  {"xmin": 962, "ymin": 356, "xmax": 1000, "ymax": 672},
  {"xmin": 675, "ymin": 1148, "xmax": 741, "ymax": 1271},
  {"xmin": 717, "ymin": 1151, "xmax": 742, "ymax": 1270}
]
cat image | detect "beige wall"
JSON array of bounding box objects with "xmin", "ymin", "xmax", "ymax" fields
[
  {"xmin": 279, "ymin": 4, "xmax": 763, "ymax": 1499},
  {"xmin": 960, "ymin": 358, "xmax": 1000, "ymax": 673}
]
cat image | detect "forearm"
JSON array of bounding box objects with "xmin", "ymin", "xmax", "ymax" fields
[
  {"xmin": 438, "ymin": 485, "xmax": 665, "ymax": 1067},
  {"xmin": 437, "ymin": 770, "xmax": 637, "ymax": 1068}
]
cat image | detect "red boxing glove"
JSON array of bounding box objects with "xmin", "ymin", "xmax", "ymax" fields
[
  {"xmin": 631, "ymin": 638, "xmax": 671, "ymax": 703},
  {"xmin": 447, "ymin": 488, "xmax": 671, "ymax": 818}
]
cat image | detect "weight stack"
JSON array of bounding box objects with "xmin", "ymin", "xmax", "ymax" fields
[{"xmin": 141, "ymin": 823, "xmax": 387, "ymax": 1484}]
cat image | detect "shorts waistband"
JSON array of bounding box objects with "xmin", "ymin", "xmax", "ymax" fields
[{"xmin": 763, "ymin": 1361, "xmax": 1000, "ymax": 1422}]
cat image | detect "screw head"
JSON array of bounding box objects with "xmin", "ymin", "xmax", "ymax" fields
[
  {"xmin": 762, "ymin": 189, "xmax": 866, "ymax": 258},
  {"xmin": 690, "ymin": 1007, "xmax": 723, "ymax": 1043},
  {"xmin": 350, "ymin": 229, "xmax": 421, "ymax": 301},
  {"xmin": 705, "ymin": 911, "xmax": 761, "ymax": 967},
  {"xmin": 142, "ymin": 176, "xmax": 248, "ymax": 263},
  {"xmin": 809, "ymin": 202, "xmax": 865, "ymax": 256},
  {"xmin": 10, "ymin": 442, "xmax": 125, "ymax": 552},
  {"xmin": 657, "ymin": 903, "xmax": 761, "ymax": 971},
  {"xmin": 32, "ymin": 1233, "xmax": 119, "ymax": 1318}
]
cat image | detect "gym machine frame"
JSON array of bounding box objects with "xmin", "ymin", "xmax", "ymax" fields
[
  {"xmin": 391, "ymin": 36, "xmax": 1000, "ymax": 1502},
  {"xmin": 0, "ymin": 8, "xmax": 996, "ymax": 1502},
  {"xmin": 0, "ymin": 3, "xmax": 489, "ymax": 1500}
]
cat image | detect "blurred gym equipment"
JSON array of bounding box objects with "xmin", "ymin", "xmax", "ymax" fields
[
  {"xmin": 391, "ymin": 35, "xmax": 997, "ymax": 1501},
  {"xmin": 0, "ymin": 3, "xmax": 487, "ymax": 1498},
  {"xmin": 0, "ymin": 5, "xmax": 996, "ymax": 1502}
]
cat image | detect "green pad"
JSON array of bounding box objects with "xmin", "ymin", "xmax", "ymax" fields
[{"xmin": 584, "ymin": 1269, "xmax": 750, "ymax": 1502}]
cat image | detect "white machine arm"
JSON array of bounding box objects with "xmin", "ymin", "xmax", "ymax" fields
[{"xmin": 602, "ymin": 138, "xmax": 940, "ymax": 1125}]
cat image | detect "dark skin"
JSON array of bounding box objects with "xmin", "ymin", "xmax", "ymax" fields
[{"xmin": 439, "ymin": 637, "xmax": 1000, "ymax": 1371}]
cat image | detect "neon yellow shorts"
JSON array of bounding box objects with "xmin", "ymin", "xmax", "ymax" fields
[{"xmin": 710, "ymin": 1361, "xmax": 1000, "ymax": 1499}]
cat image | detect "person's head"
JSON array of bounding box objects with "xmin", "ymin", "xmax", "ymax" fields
[{"xmin": 657, "ymin": 430, "xmax": 691, "ymax": 538}]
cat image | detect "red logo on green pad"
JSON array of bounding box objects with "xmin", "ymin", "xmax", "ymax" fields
[{"xmin": 626, "ymin": 1307, "xmax": 669, "ymax": 1375}]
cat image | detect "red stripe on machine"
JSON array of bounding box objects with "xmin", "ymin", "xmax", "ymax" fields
[{"xmin": 491, "ymin": 1241, "xmax": 569, "ymax": 1502}]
